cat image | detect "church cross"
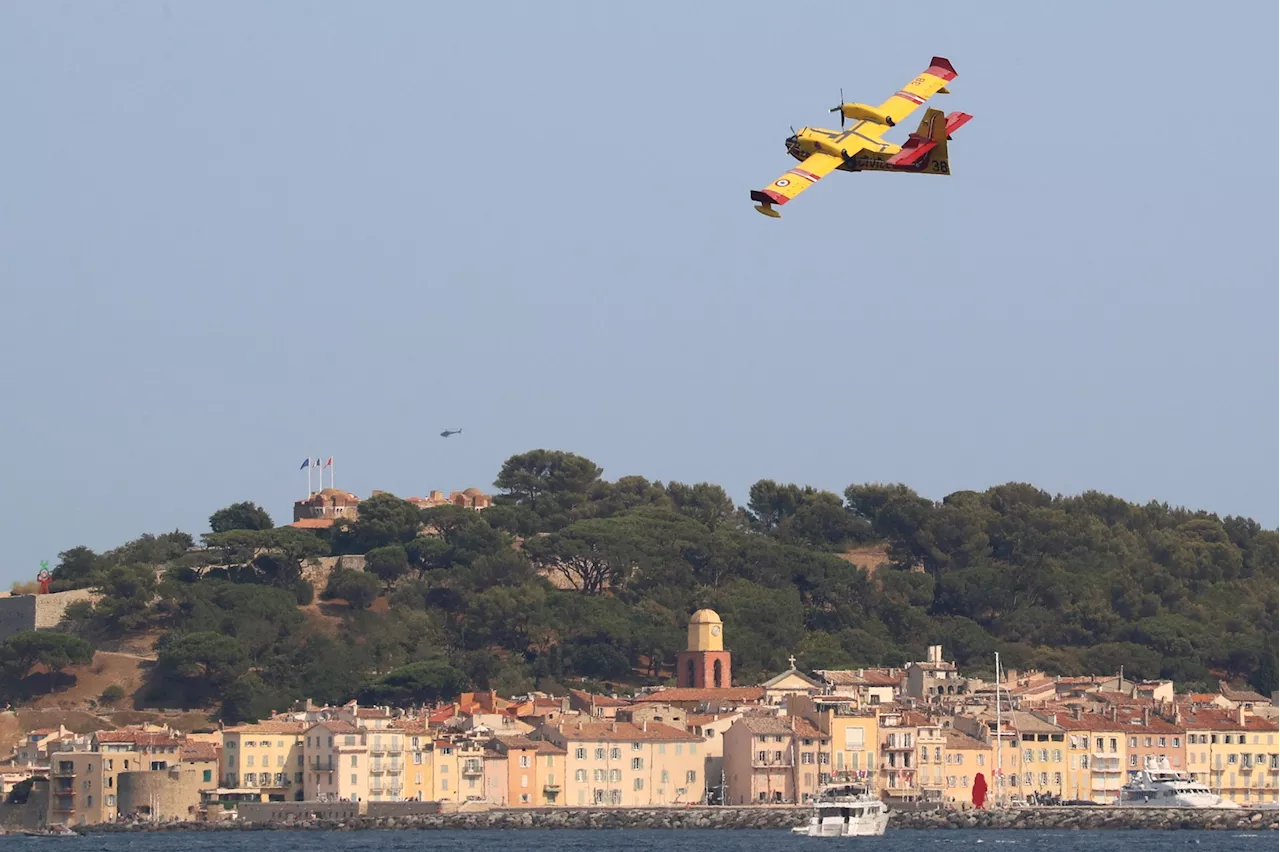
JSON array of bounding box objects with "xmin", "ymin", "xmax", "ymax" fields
[{"xmin": 788, "ymin": 654, "xmax": 797, "ymax": 669}]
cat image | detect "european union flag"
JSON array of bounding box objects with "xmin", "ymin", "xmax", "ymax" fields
[{"xmin": 299, "ymin": 458, "xmax": 311, "ymax": 469}]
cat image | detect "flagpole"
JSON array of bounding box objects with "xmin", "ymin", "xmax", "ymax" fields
[{"xmin": 305, "ymin": 460, "xmax": 311, "ymax": 497}]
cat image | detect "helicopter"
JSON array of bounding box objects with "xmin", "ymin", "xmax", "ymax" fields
[{"xmin": 440, "ymin": 429, "xmax": 462, "ymax": 438}]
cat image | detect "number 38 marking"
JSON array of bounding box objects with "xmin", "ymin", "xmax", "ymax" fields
[{"xmin": 931, "ymin": 159, "xmax": 950, "ymax": 174}]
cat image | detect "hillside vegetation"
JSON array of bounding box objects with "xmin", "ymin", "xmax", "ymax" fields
[{"xmin": 18, "ymin": 449, "xmax": 1276, "ymax": 722}]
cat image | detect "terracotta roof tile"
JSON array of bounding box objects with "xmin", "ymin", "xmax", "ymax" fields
[
  {"xmin": 289, "ymin": 518, "xmax": 335, "ymax": 529},
  {"xmin": 1220, "ymin": 685, "xmax": 1270, "ymax": 703},
  {"xmin": 633, "ymin": 687, "xmax": 764, "ymax": 703},
  {"xmin": 95, "ymin": 731, "xmax": 181, "ymax": 747},
  {"xmin": 551, "ymin": 720, "xmax": 700, "ymax": 742},
  {"xmin": 181, "ymin": 742, "xmax": 219, "ymax": 762},
  {"xmin": 224, "ymin": 722, "xmax": 306, "ymax": 735},
  {"xmin": 491, "ymin": 735, "xmax": 539, "ymax": 750},
  {"xmin": 569, "ymin": 689, "xmax": 631, "ymax": 707},
  {"xmin": 1178, "ymin": 708, "xmax": 1243, "ymax": 730},
  {"xmin": 945, "ymin": 730, "xmax": 987, "ymax": 750}
]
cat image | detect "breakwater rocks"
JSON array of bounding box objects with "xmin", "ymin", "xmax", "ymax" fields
[
  {"xmin": 72, "ymin": 805, "xmax": 1277, "ymax": 834},
  {"xmin": 75, "ymin": 808, "xmax": 804, "ymax": 834},
  {"xmin": 891, "ymin": 806, "xmax": 1277, "ymax": 831}
]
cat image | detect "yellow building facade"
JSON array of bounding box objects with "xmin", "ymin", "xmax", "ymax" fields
[
  {"xmin": 541, "ymin": 719, "xmax": 703, "ymax": 806},
  {"xmin": 220, "ymin": 722, "xmax": 306, "ymax": 801},
  {"xmin": 1183, "ymin": 708, "xmax": 1280, "ymax": 804}
]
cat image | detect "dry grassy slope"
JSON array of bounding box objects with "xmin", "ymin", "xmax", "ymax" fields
[
  {"xmin": 23, "ymin": 652, "xmax": 152, "ymax": 712},
  {"xmin": 0, "ymin": 625, "xmax": 221, "ymax": 756}
]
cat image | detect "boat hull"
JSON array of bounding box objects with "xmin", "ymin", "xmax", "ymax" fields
[{"xmin": 796, "ymin": 812, "xmax": 889, "ymax": 837}]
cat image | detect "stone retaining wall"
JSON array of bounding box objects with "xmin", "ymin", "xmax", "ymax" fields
[
  {"xmin": 69, "ymin": 805, "xmax": 1277, "ymax": 833},
  {"xmin": 0, "ymin": 589, "xmax": 100, "ymax": 642}
]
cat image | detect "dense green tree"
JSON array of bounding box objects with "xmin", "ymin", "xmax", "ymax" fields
[
  {"xmin": 493, "ymin": 449, "xmax": 604, "ymax": 529},
  {"xmin": 50, "ymin": 546, "xmax": 103, "ymax": 591},
  {"xmin": 665, "ymin": 482, "xmax": 740, "ymax": 530},
  {"xmin": 358, "ymin": 660, "xmax": 470, "ymax": 706},
  {"xmin": 331, "ymin": 492, "xmax": 422, "ymax": 553},
  {"xmin": 0, "ymin": 631, "xmax": 95, "ymax": 684},
  {"xmin": 1250, "ymin": 647, "xmax": 1278, "ymax": 697},
  {"xmin": 220, "ymin": 672, "xmax": 292, "ymax": 724},
  {"xmin": 366, "ymin": 545, "xmax": 411, "ymax": 589},
  {"xmin": 321, "ymin": 567, "xmax": 382, "ymax": 610},
  {"xmin": 209, "ymin": 501, "xmax": 274, "ymax": 533},
  {"xmin": 10, "ymin": 448, "xmax": 1277, "ymax": 714},
  {"xmin": 157, "ymin": 632, "xmax": 248, "ymax": 689}
]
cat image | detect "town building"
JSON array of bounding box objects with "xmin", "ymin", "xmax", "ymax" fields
[
  {"xmin": 906, "ymin": 645, "xmax": 967, "ymax": 701},
  {"xmin": 219, "ymin": 721, "xmax": 306, "ymax": 802},
  {"xmin": 303, "ymin": 721, "xmax": 369, "ymax": 802},
  {"xmin": 1181, "ymin": 705, "xmax": 1279, "ymax": 804},
  {"xmin": 812, "ymin": 668, "xmax": 902, "ymax": 705},
  {"xmin": 722, "ymin": 714, "xmax": 829, "ymax": 804},
  {"xmin": 941, "ymin": 729, "xmax": 992, "ymax": 806},
  {"xmin": 538, "ymin": 717, "xmax": 702, "ymax": 806},
  {"xmin": 785, "ymin": 695, "xmax": 879, "ymax": 785}
]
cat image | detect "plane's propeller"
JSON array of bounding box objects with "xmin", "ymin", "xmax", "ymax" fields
[{"xmin": 829, "ymin": 87, "xmax": 845, "ymax": 126}]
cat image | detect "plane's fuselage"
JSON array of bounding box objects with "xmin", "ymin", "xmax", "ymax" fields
[{"xmin": 786, "ymin": 124, "xmax": 938, "ymax": 174}]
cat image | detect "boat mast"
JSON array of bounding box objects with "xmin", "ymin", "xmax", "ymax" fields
[{"xmin": 994, "ymin": 651, "xmax": 1002, "ymax": 807}]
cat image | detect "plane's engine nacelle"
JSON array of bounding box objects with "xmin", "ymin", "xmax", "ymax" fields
[{"xmin": 840, "ymin": 103, "xmax": 895, "ymax": 126}]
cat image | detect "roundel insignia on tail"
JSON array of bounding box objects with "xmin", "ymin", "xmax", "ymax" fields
[{"xmin": 775, "ymin": 178, "xmax": 790, "ymax": 187}]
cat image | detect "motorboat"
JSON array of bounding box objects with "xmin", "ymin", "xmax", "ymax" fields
[
  {"xmin": 791, "ymin": 781, "xmax": 889, "ymax": 837},
  {"xmin": 1116, "ymin": 755, "xmax": 1239, "ymax": 808}
]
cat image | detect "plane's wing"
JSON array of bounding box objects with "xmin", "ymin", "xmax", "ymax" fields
[
  {"xmin": 861, "ymin": 56, "xmax": 959, "ymax": 141},
  {"xmin": 750, "ymin": 152, "xmax": 851, "ymax": 217}
]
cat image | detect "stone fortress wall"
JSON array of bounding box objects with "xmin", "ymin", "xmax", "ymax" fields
[
  {"xmin": 299, "ymin": 555, "xmax": 367, "ymax": 593},
  {"xmin": 0, "ymin": 588, "xmax": 101, "ymax": 642}
]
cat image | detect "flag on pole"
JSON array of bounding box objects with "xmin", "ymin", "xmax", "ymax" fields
[
  {"xmin": 324, "ymin": 457, "xmax": 333, "ymax": 468},
  {"xmin": 299, "ymin": 458, "xmax": 312, "ymax": 469}
]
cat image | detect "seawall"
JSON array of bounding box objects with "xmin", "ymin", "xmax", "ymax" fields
[{"xmin": 71, "ymin": 805, "xmax": 1277, "ymax": 833}]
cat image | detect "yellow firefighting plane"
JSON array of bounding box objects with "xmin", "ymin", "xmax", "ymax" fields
[{"xmin": 751, "ymin": 56, "xmax": 972, "ymax": 218}]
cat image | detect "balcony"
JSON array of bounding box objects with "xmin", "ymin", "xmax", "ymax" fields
[
  {"xmin": 309, "ymin": 760, "xmax": 335, "ymax": 772},
  {"xmin": 544, "ymin": 782, "xmax": 561, "ymax": 792},
  {"xmin": 370, "ymin": 766, "xmax": 385, "ymax": 775},
  {"xmin": 462, "ymin": 765, "xmax": 483, "ymax": 777},
  {"xmin": 752, "ymin": 759, "xmax": 793, "ymax": 768},
  {"xmin": 386, "ymin": 766, "xmax": 403, "ymax": 775}
]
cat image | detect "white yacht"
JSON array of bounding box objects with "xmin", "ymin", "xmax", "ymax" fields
[
  {"xmin": 791, "ymin": 781, "xmax": 889, "ymax": 837},
  {"xmin": 1116, "ymin": 756, "xmax": 1239, "ymax": 808}
]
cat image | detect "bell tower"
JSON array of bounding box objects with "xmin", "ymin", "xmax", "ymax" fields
[{"xmin": 677, "ymin": 609, "xmax": 732, "ymax": 689}]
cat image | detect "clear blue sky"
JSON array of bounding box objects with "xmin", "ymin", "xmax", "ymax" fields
[{"xmin": 2, "ymin": 2, "xmax": 1276, "ymax": 587}]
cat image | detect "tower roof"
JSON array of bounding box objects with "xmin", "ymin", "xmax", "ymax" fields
[{"xmin": 689, "ymin": 608, "xmax": 722, "ymax": 625}]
